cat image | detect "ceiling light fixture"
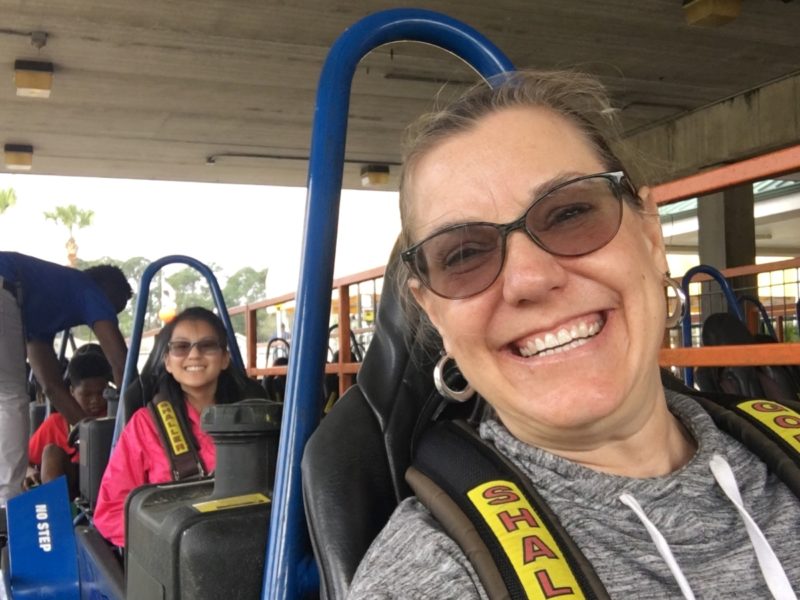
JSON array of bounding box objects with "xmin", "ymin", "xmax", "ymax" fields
[
  {"xmin": 683, "ymin": 0, "xmax": 741, "ymax": 26},
  {"xmin": 14, "ymin": 60, "xmax": 54, "ymax": 98},
  {"xmin": 360, "ymin": 164, "xmax": 390, "ymax": 187},
  {"xmin": 4, "ymin": 144, "xmax": 34, "ymax": 171}
]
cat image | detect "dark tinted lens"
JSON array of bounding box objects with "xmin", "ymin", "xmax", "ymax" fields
[
  {"xmin": 168, "ymin": 341, "xmax": 192, "ymax": 357},
  {"xmin": 416, "ymin": 224, "xmax": 503, "ymax": 299},
  {"xmin": 167, "ymin": 339, "xmax": 223, "ymax": 357},
  {"xmin": 527, "ymin": 176, "xmax": 622, "ymax": 256},
  {"xmin": 196, "ymin": 340, "xmax": 223, "ymax": 355}
]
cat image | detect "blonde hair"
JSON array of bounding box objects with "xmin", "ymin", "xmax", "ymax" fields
[{"xmin": 394, "ymin": 69, "xmax": 638, "ymax": 353}]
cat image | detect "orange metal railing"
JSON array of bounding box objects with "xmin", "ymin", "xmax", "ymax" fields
[
  {"xmin": 233, "ymin": 266, "xmax": 385, "ymax": 397},
  {"xmin": 224, "ymin": 259, "xmax": 799, "ymax": 388},
  {"xmin": 651, "ymin": 144, "xmax": 800, "ymax": 370}
]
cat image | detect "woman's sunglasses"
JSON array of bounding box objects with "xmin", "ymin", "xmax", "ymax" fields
[
  {"xmin": 401, "ymin": 171, "xmax": 634, "ymax": 300},
  {"xmin": 167, "ymin": 339, "xmax": 225, "ymax": 358}
]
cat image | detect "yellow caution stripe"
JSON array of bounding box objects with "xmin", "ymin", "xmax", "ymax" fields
[
  {"xmin": 737, "ymin": 400, "xmax": 800, "ymax": 453},
  {"xmin": 467, "ymin": 480, "xmax": 585, "ymax": 599},
  {"xmin": 193, "ymin": 492, "xmax": 271, "ymax": 514},
  {"xmin": 155, "ymin": 401, "xmax": 190, "ymax": 456}
]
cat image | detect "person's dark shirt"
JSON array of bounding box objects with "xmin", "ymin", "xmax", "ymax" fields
[{"xmin": 0, "ymin": 252, "xmax": 118, "ymax": 341}]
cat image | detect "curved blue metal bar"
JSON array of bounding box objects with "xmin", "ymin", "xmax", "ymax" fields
[
  {"xmin": 680, "ymin": 264, "xmax": 744, "ymax": 386},
  {"xmin": 262, "ymin": 8, "xmax": 514, "ymax": 600},
  {"xmin": 738, "ymin": 294, "xmax": 779, "ymax": 341},
  {"xmin": 112, "ymin": 254, "xmax": 244, "ymax": 447}
]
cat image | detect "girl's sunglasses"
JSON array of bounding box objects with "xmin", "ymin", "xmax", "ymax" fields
[{"xmin": 166, "ymin": 339, "xmax": 224, "ymax": 358}]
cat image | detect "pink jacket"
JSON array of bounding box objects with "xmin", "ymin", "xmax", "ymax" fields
[{"xmin": 93, "ymin": 400, "xmax": 216, "ymax": 546}]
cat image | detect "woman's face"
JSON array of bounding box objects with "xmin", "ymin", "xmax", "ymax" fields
[
  {"xmin": 408, "ymin": 106, "xmax": 669, "ymax": 448},
  {"xmin": 164, "ymin": 318, "xmax": 230, "ymax": 393}
]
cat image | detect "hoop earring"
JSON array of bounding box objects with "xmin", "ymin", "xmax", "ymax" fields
[
  {"xmin": 433, "ymin": 353, "xmax": 474, "ymax": 402},
  {"xmin": 664, "ymin": 275, "xmax": 687, "ymax": 329}
]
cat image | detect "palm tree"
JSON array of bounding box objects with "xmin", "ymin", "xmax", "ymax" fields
[
  {"xmin": 0, "ymin": 188, "xmax": 16, "ymax": 215},
  {"xmin": 44, "ymin": 204, "xmax": 95, "ymax": 266}
]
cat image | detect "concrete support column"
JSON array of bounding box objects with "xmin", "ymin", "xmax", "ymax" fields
[{"xmin": 697, "ymin": 183, "xmax": 757, "ymax": 318}]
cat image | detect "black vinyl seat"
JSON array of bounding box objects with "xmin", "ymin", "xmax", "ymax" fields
[
  {"xmin": 301, "ymin": 258, "xmax": 476, "ymax": 600},
  {"xmin": 696, "ymin": 312, "xmax": 800, "ymax": 401}
]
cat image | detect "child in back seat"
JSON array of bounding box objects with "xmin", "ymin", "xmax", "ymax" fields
[{"xmin": 26, "ymin": 350, "xmax": 111, "ymax": 497}]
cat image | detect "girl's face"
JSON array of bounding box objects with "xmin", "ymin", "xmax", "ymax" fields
[
  {"xmin": 164, "ymin": 318, "xmax": 230, "ymax": 394},
  {"xmin": 407, "ymin": 106, "xmax": 669, "ymax": 448}
]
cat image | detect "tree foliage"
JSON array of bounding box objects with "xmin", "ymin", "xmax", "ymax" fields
[
  {"xmin": 74, "ymin": 256, "xmax": 159, "ymax": 338},
  {"xmin": 223, "ymin": 267, "xmax": 267, "ymax": 308},
  {"xmin": 70, "ymin": 258, "xmax": 273, "ymax": 344},
  {"xmin": 222, "ymin": 267, "xmax": 270, "ymax": 339},
  {"xmin": 166, "ymin": 266, "xmax": 218, "ymax": 312},
  {"xmin": 0, "ymin": 188, "xmax": 17, "ymax": 215},
  {"xmin": 43, "ymin": 204, "xmax": 94, "ymax": 237}
]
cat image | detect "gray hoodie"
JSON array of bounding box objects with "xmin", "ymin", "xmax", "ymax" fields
[{"xmin": 348, "ymin": 390, "xmax": 800, "ymax": 599}]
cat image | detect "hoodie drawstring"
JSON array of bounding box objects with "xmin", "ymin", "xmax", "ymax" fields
[
  {"xmin": 708, "ymin": 454, "xmax": 797, "ymax": 600},
  {"xmin": 619, "ymin": 454, "xmax": 796, "ymax": 600},
  {"xmin": 619, "ymin": 492, "xmax": 697, "ymax": 600}
]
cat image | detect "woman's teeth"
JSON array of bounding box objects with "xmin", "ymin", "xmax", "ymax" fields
[
  {"xmin": 518, "ymin": 319, "xmax": 603, "ymax": 358},
  {"xmin": 185, "ymin": 365, "xmax": 205, "ymax": 372}
]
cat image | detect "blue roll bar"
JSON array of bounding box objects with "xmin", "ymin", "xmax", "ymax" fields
[
  {"xmin": 112, "ymin": 254, "xmax": 245, "ymax": 447},
  {"xmin": 680, "ymin": 264, "xmax": 745, "ymax": 386},
  {"xmin": 262, "ymin": 9, "xmax": 514, "ymax": 599},
  {"xmin": 738, "ymin": 294, "xmax": 779, "ymax": 341}
]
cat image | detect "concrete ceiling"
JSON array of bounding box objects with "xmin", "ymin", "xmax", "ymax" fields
[{"xmin": 2, "ymin": 0, "xmax": 800, "ymax": 189}]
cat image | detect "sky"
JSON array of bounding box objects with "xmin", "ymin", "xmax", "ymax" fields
[{"xmin": 0, "ymin": 173, "xmax": 401, "ymax": 297}]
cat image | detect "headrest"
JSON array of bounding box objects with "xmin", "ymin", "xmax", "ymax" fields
[
  {"xmin": 357, "ymin": 257, "xmax": 440, "ymax": 432},
  {"xmin": 121, "ymin": 328, "xmax": 170, "ymax": 421},
  {"xmin": 702, "ymin": 312, "xmax": 753, "ymax": 346},
  {"xmin": 353, "ymin": 256, "xmax": 484, "ymax": 499}
]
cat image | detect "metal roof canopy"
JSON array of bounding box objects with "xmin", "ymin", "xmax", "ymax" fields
[{"xmin": 1, "ymin": 0, "xmax": 799, "ymax": 189}]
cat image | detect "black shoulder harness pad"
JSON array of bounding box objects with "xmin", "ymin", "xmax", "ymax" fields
[
  {"xmin": 408, "ymin": 394, "xmax": 800, "ymax": 600},
  {"xmin": 147, "ymin": 393, "xmax": 207, "ymax": 482},
  {"xmin": 691, "ymin": 392, "xmax": 800, "ymax": 498},
  {"xmin": 408, "ymin": 419, "xmax": 608, "ymax": 600}
]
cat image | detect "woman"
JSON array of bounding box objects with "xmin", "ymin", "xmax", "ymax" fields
[
  {"xmin": 348, "ymin": 71, "xmax": 800, "ymax": 599},
  {"xmin": 94, "ymin": 306, "xmax": 242, "ymax": 547}
]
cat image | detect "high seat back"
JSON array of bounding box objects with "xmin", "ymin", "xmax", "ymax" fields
[
  {"xmin": 262, "ymin": 337, "xmax": 291, "ymax": 403},
  {"xmin": 696, "ymin": 312, "xmax": 800, "ymax": 402},
  {"xmin": 323, "ymin": 325, "xmax": 366, "ymax": 408},
  {"xmin": 302, "ymin": 258, "xmax": 454, "ymax": 600},
  {"xmin": 121, "ymin": 329, "xmax": 170, "ymax": 424}
]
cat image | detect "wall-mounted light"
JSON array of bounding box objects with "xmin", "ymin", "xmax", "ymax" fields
[
  {"xmin": 360, "ymin": 164, "xmax": 390, "ymax": 187},
  {"xmin": 4, "ymin": 144, "xmax": 34, "ymax": 171},
  {"xmin": 683, "ymin": 0, "xmax": 741, "ymax": 26},
  {"xmin": 14, "ymin": 60, "xmax": 54, "ymax": 98}
]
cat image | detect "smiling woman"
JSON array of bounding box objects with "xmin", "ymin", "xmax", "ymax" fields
[
  {"xmin": 92, "ymin": 306, "xmax": 244, "ymax": 547},
  {"xmin": 348, "ymin": 70, "xmax": 800, "ymax": 599}
]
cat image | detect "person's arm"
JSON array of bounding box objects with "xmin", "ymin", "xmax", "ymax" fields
[
  {"xmin": 28, "ymin": 414, "xmax": 67, "ymax": 466},
  {"xmin": 91, "ymin": 319, "xmax": 128, "ymax": 389},
  {"xmin": 26, "ymin": 340, "xmax": 87, "ymax": 426}
]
